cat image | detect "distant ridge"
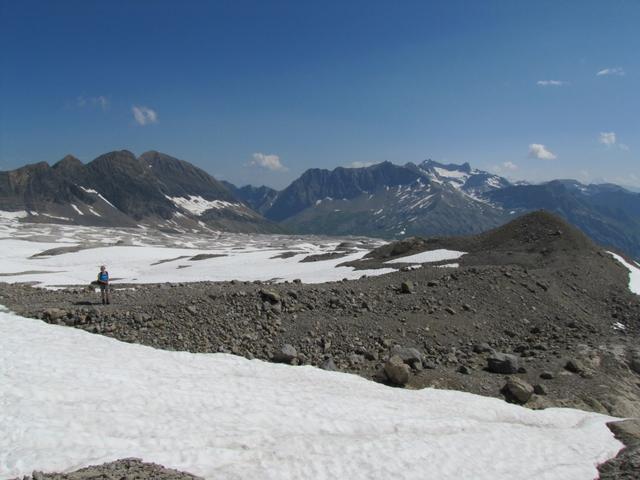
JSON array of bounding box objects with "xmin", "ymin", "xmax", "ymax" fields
[{"xmin": 0, "ymin": 150, "xmax": 282, "ymax": 234}]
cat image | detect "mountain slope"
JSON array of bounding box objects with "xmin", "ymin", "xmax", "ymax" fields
[
  {"xmin": 264, "ymin": 160, "xmax": 512, "ymax": 238},
  {"xmin": 222, "ymin": 181, "xmax": 279, "ymax": 215},
  {"xmin": 0, "ymin": 150, "xmax": 281, "ymax": 233}
]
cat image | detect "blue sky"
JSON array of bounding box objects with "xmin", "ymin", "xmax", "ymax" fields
[{"xmin": 1, "ymin": 0, "xmax": 638, "ymax": 189}]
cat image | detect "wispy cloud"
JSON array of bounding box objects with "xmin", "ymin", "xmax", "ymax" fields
[
  {"xmin": 536, "ymin": 80, "xmax": 569, "ymax": 87},
  {"xmin": 76, "ymin": 95, "xmax": 109, "ymax": 110},
  {"xmin": 528, "ymin": 143, "xmax": 557, "ymax": 160},
  {"xmin": 249, "ymin": 152, "xmax": 287, "ymax": 171},
  {"xmin": 491, "ymin": 161, "xmax": 518, "ymax": 174},
  {"xmin": 599, "ymin": 131, "xmax": 617, "ymax": 146},
  {"xmin": 349, "ymin": 161, "xmax": 377, "ymax": 168},
  {"xmin": 599, "ymin": 131, "xmax": 630, "ymax": 151},
  {"xmin": 132, "ymin": 105, "xmax": 158, "ymax": 126},
  {"xmin": 596, "ymin": 67, "xmax": 625, "ymax": 77}
]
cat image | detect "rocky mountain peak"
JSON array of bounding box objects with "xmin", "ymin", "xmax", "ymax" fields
[{"xmin": 53, "ymin": 155, "xmax": 83, "ymax": 171}]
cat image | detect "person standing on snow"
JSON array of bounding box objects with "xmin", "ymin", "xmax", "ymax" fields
[{"xmin": 97, "ymin": 265, "xmax": 111, "ymax": 305}]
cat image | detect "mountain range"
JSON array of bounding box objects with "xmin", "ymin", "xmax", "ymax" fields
[
  {"xmin": 1, "ymin": 151, "xmax": 639, "ymax": 260},
  {"xmin": 0, "ymin": 150, "xmax": 281, "ymax": 233}
]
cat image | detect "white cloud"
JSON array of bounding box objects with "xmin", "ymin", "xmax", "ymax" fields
[
  {"xmin": 77, "ymin": 95, "xmax": 109, "ymax": 110},
  {"xmin": 536, "ymin": 80, "xmax": 569, "ymax": 87},
  {"xmin": 132, "ymin": 105, "xmax": 158, "ymax": 126},
  {"xmin": 249, "ymin": 153, "xmax": 287, "ymax": 172},
  {"xmin": 596, "ymin": 67, "xmax": 625, "ymax": 76},
  {"xmin": 491, "ymin": 161, "xmax": 518, "ymax": 175},
  {"xmin": 349, "ymin": 161, "xmax": 377, "ymax": 168},
  {"xmin": 599, "ymin": 132, "xmax": 617, "ymax": 146},
  {"xmin": 528, "ymin": 144, "xmax": 557, "ymax": 160},
  {"xmin": 598, "ymin": 132, "xmax": 630, "ymax": 151}
]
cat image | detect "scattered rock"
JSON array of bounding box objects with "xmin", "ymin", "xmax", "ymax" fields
[
  {"xmin": 384, "ymin": 355, "xmax": 411, "ymax": 386},
  {"xmin": 320, "ymin": 357, "xmax": 337, "ymax": 371},
  {"xmin": 272, "ymin": 344, "xmax": 297, "ymax": 364},
  {"xmin": 400, "ymin": 281, "xmax": 414, "ymax": 294},
  {"xmin": 487, "ymin": 353, "xmax": 520, "ymax": 374},
  {"xmin": 259, "ymin": 289, "xmax": 281, "ymax": 304},
  {"xmin": 503, "ymin": 377, "xmax": 534, "ymax": 404},
  {"xmin": 533, "ymin": 384, "xmax": 548, "ymax": 395}
]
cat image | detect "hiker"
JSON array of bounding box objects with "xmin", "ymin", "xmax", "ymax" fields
[{"xmin": 97, "ymin": 265, "xmax": 111, "ymax": 305}]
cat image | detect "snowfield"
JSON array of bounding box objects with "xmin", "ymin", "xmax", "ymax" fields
[
  {"xmin": 609, "ymin": 252, "xmax": 640, "ymax": 295},
  {"xmin": 0, "ymin": 216, "xmax": 395, "ymax": 287},
  {"xmin": 0, "ymin": 307, "xmax": 622, "ymax": 480},
  {"xmin": 385, "ymin": 249, "xmax": 466, "ymax": 264}
]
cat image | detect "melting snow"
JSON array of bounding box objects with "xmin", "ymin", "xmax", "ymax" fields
[
  {"xmin": 80, "ymin": 187, "xmax": 117, "ymax": 209},
  {"xmin": 70, "ymin": 204, "xmax": 84, "ymax": 216},
  {"xmin": 608, "ymin": 252, "xmax": 640, "ymax": 295},
  {"xmin": 433, "ymin": 167, "xmax": 469, "ymax": 181},
  {"xmin": 0, "ymin": 210, "xmax": 28, "ymax": 220},
  {"xmin": 385, "ymin": 249, "xmax": 466, "ymax": 264},
  {"xmin": 0, "ymin": 307, "xmax": 622, "ymax": 479},
  {"xmin": 165, "ymin": 195, "xmax": 244, "ymax": 216}
]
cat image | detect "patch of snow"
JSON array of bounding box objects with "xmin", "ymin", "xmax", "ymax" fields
[
  {"xmin": 608, "ymin": 252, "xmax": 640, "ymax": 295},
  {"xmin": 0, "ymin": 308, "xmax": 622, "ymax": 479},
  {"xmin": 486, "ymin": 177, "xmax": 503, "ymax": 189},
  {"xmin": 437, "ymin": 263, "xmax": 460, "ymax": 268},
  {"xmin": 165, "ymin": 195, "xmax": 244, "ymax": 216},
  {"xmin": 386, "ymin": 249, "xmax": 466, "ymax": 264},
  {"xmin": 41, "ymin": 214, "xmax": 73, "ymax": 221},
  {"xmin": 407, "ymin": 194, "xmax": 434, "ymax": 210},
  {"xmin": 0, "ymin": 210, "xmax": 28, "ymax": 220},
  {"xmin": 433, "ymin": 167, "xmax": 469, "ymax": 180},
  {"xmin": 87, "ymin": 206, "xmax": 101, "ymax": 217},
  {"xmin": 70, "ymin": 204, "xmax": 84, "ymax": 216},
  {"xmin": 80, "ymin": 187, "xmax": 117, "ymax": 209},
  {"xmin": 613, "ymin": 322, "xmax": 626, "ymax": 331}
]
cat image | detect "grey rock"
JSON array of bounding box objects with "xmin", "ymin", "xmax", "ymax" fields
[
  {"xmin": 533, "ymin": 384, "xmax": 548, "ymax": 395},
  {"xmin": 259, "ymin": 289, "xmax": 281, "ymax": 304},
  {"xmin": 391, "ymin": 345, "xmax": 423, "ymax": 365},
  {"xmin": 503, "ymin": 377, "xmax": 534, "ymax": 404},
  {"xmin": 473, "ymin": 343, "xmax": 493, "ymax": 354},
  {"xmin": 384, "ymin": 355, "xmax": 411, "ymax": 386},
  {"xmin": 400, "ymin": 281, "xmax": 414, "ymax": 294},
  {"xmin": 487, "ymin": 353, "xmax": 520, "ymax": 374},
  {"xmin": 320, "ymin": 357, "xmax": 337, "ymax": 371},
  {"xmin": 273, "ymin": 344, "xmax": 297, "ymax": 363}
]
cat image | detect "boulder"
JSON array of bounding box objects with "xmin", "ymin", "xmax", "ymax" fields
[
  {"xmin": 400, "ymin": 281, "xmax": 414, "ymax": 294},
  {"xmin": 272, "ymin": 344, "xmax": 297, "ymax": 364},
  {"xmin": 564, "ymin": 358, "xmax": 591, "ymax": 377},
  {"xmin": 259, "ymin": 289, "xmax": 281, "ymax": 304},
  {"xmin": 487, "ymin": 353, "xmax": 520, "ymax": 374},
  {"xmin": 503, "ymin": 377, "xmax": 534, "ymax": 404},
  {"xmin": 320, "ymin": 357, "xmax": 337, "ymax": 371},
  {"xmin": 473, "ymin": 343, "xmax": 493, "ymax": 354},
  {"xmin": 42, "ymin": 308, "xmax": 67, "ymax": 322},
  {"xmin": 391, "ymin": 346, "xmax": 423, "ymax": 365},
  {"xmin": 384, "ymin": 355, "xmax": 411, "ymax": 386}
]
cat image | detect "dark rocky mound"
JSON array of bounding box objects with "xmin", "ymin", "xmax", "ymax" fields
[
  {"xmin": 365, "ymin": 210, "xmax": 597, "ymax": 265},
  {"xmin": 12, "ymin": 458, "xmax": 202, "ymax": 480}
]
